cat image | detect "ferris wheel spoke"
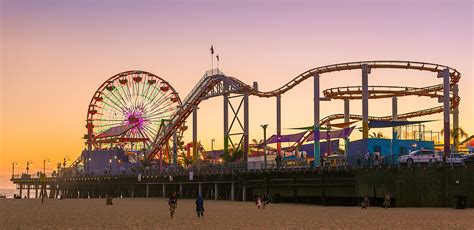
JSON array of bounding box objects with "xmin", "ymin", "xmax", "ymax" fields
[
  {"xmin": 90, "ymin": 119, "xmax": 125, "ymax": 122},
  {"xmin": 140, "ymin": 76, "xmax": 153, "ymax": 106},
  {"xmin": 109, "ymin": 85, "xmax": 132, "ymax": 113},
  {"xmin": 94, "ymin": 122, "xmax": 126, "ymax": 128},
  {"xmin": 146, "ymin": 93, "xmax": 172, "ymax": 115},
  {"xmin": 142, "ymin": 129, "xmax": 156, "ymax": 143},
  {"xmin": 144, "ymin": 124, "xmax": 159, "ymax": 133},
  {"xmin": 124, "ymin": 77, "xmax": 134, "ymax": 109},
  {"xmin": 102, "ymin": 89, "xmax": 131, "ymax": 114},
  {"xmin": 93, "ymin": 104, "xmax": 123, "ymax": 117},
  {"xmin": 116, "ymin": 82, "xmax": 132, "ymax": 108},
  {"xmin": 142, "ymin": 84, "xmax": 166, "ymax": 110},
  {"xmin": 147, "ymin": 100, "xmax": 175, "ymax": 118},
  {"xmin": 100, "ymin": 97, "xmax": 128, "ymax": 116}
]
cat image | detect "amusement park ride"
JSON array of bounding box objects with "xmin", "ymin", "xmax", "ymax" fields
[{"xmin": 81, "ymin": 60, "xmax": 461, "ymax": 171}]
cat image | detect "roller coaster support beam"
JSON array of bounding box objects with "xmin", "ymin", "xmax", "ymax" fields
[
  {"xmin": 223, "ymin": 82, "xmax": 229, "ymax": 156},
  {"xmin": 193, "ymin": 105, "xmax": 198, "ymax": 164},
  {"xmin": 452, "ymin": 84, "xmax": 459, "ymax": 151},
  {"xmin": 392, "ymin": 97, "xmax": 398, "ymax": 140},
  {"xmin": 313, "ymin": 73, "xmax": 321, "ymax": 168},
  {"xmin": 173, "ymin": 129, "xmax": 177, "ymax": 167},
  {"xmin": 344, "ymin": 99, "xmax": 350, "ymax": 155},
  {"xmin": 362, "ymin": 64, "xmax": 370, "ymax": 139},
  {"xmin": 439, "ymin": 68, "xmax": 450, "ymax": 161},
  {"xmin": 276, "ymin": 95, "xmax": 282, "ymax": 157},
  {"xmin": 244, "ymin": 91, "xmax": 249, "ymax": 162}
]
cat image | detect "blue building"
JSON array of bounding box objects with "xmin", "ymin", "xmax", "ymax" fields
[
  {"xmin": 81, "ymin": 149, "xmax": 142, "ymax": 175},
  {"xmin": 347, "ymin": 138, "xmax": 434, "ymax": 165}
]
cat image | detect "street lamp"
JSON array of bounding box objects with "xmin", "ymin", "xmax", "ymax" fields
[
  {"xmin": 62, "ymin": 156, "xmax": 70, "ymax": 177},
  {"xmin": 42, "ymin": 158, "xmax": 50, "ymax": 204},
  {"xmin": 43, "ymin": 158, "xmax": 50, "ymax": 176},
  {"xmin": 12, "ymin": 161, "xmax": 18, "ymax": 179},
  {"xmin": 211, "ymin": 138, "xmax": 215, "ymax": 151},
  {"xmin": 260, "ymin": 124, "xmax": 269, "ymax": 169},
  {"xmin": 26, "ymin": 160, "xmax": 33, "ymax": 176}
]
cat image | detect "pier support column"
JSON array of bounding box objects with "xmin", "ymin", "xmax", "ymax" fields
[
  {"xmin": 198, "ymin": 183, "xmax": 202, "ymax": 197},
  {"xmin": 146, "ymin": 184, "xmax": 149, "ymax": 198},
  {"xmin": 162, "ymin": 184, "xmax": 166, "ymax": 197},
  {"xmin": 193, "ymin": 105, "xmax": 198, "ymax": 164},
  {"xmin": 214, "ymin": 183, "xmax": 218, "ymax": 200},
  {"xmin": 453, "ymin": 84, "xmax": 459, "ymax": 151},
  {"xmin": 179, "ymin": 183, "xmax": 183, "ymax": 197},
  {"xmin": 35, "ymin": 184, "xmax": 38, "ymax": 199},
  {"xmin": 362, "ymin": 64, "xmax": 370, "ymax": 139},
  {"xmin": 276, "ymin": 95, "xmax": 282, "ymax": 157},
  {"xmin": 344, "ymin": 99, "xmax": 350, "ymax": 156},
  {"xmin": 19, "ymin": 184, "xmax": 23, "ymax": 198},
  {"xmin": 392, "ymin": 97, "xmax": 398, "ymax": 139},
  {"xmin": 242, "ymin": 187, "xmax": 246, "ymax": 202},
  {"xmin": 131, "ymin": 187, "xmax": 134, "ymax": 198},
  {"xmin": 243, "ymin": 91, "xmax": 249, "ymax": 162},
  {"xmin": 27, "ymin": 184, "xmax": 30, "ymax": 198},
  {"xmin": 231, "ymin": 182, "xmax": 235, "ymax": 201},
  {"xmin": 313, "ymin": 72, "xmax": 321, "ymax": 168}
]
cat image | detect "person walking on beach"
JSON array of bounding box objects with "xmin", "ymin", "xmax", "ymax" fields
[
  {"xmin": 168, "ymin": 192, "xmax": 178, "ymax": 218},
  {"xmin": 383, "ymin": 193, "xmax": 391, "ymax": 209},
  {"xmin": 195, "ymin": 195, "xmax": 204, "ymax": 218},
  {"xmin": 361, "ymin": 195, "xmax": 370, "ymax": 209},
  {"xmin": 256, "ymin": 195, "xmax": 262, "ymax": 209},
  {"xmin": 262, "ymin": 193, "xmax": 269, "ymax": 209}
]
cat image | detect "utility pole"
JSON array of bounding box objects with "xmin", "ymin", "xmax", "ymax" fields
[{"xmin": 260, "ymin": 124, "xmax": 268, "ymax": 169}]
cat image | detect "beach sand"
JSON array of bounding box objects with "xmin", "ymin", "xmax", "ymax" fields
[{"xmin": 1, "ymin": 198, "xmax": 472, "ymax": 229}]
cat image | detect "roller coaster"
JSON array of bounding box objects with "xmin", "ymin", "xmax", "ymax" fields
[{"xmin": 84, "ymin": 60, "xmax": 461, "ymax": 166}]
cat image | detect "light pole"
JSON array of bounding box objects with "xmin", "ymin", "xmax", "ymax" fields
[
  {"xmin": 211, "ymin": 138, "xmax": 215, "ymax": 151},
  {"xmin": 62, "ymin": 156, "xmax": 70, "ymax": 177},
  {"xmin": 12, "ymin": 161, "xmax": 18, "ymax": 179},
  {"xmin": 43, "ymin": 158, "xmax": 50, "ymax": 177},
  {"xmin": 26, "ymin": 160, "xmax": 33, "ymax": 176},
  {"xmin": 260, "ymin": 124, "xmax": 268, "ymax": 169},
  {"xmin": 42, "ymin": 158, "xmax": 50, "ymax": 204}
]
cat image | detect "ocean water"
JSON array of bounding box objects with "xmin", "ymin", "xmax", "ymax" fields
[{"xmin": 0, "ymin": 189, "xmax": 17, "ymax": 199}]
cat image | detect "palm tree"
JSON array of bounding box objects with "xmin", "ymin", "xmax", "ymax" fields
[
  {"xmin": 251, "ymin": 139, "xmax": 263, "ymax": 151},
  {"xmin": 369, "ymin": 132, "xmax": 384, "ymax": 138},
  {"xmin": 440, "ymin": 127, "xmax": 468, "ymax": 140},
  {"xmin": 440, "ymin": 127, "xmax": 469, "ymax": 151}
]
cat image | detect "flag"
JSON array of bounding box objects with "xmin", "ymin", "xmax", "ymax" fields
[
  {"xmin": 210, "ymin": 45, "xmax": 214, "ymax": 54},
  {"xmin": 216, "ymin": 54, "xmax": 219, "ymax": 61}
]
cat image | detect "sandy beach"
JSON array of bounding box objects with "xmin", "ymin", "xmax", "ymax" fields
[{"xmin": 0, "ymin": 198, "xmax": 472, "ymax": 229}]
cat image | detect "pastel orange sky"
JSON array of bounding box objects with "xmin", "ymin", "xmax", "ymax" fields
[{"xmin": 1, "ymin": 0, "xmax": 473, "ymax": 188}]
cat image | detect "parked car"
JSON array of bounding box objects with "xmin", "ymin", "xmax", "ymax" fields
[
  {"xmin": 398, "ymin": 149, "xmax": 439, "ymax": 165},
  {"xmin": 445, "ymin": 153, "xmax": 465, "ymax": 164},
  {"xmin": 463, "ymin": 154, "xmax": 474, "ymax": 164}
]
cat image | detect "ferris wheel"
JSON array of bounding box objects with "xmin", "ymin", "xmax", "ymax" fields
[{"xmin": 85, "ymin": 70, "xmax": 181, "ymax": 151}]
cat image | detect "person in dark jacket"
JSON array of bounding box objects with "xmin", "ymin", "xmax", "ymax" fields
[
  {"xmin": 195, "ymin": 195, "xmax": 204, "ymax": 218},
  {"xmin": 169, "ymin": 192, "xmax": 178, "ymax": 218}
]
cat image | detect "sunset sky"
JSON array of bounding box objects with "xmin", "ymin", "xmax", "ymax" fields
[{"xmin": 1, "ymin": 0, "xmax": 472, "ymax": 188}]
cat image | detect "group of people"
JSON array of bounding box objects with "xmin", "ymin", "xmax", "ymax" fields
[
  {"xmin": 365, "ymin": 151, "xmax": 385, "ymax": 167},
  {"xmin": 167, "ymin": 192, "xmax": 205, "ymax": 219},
  {"xmin": 255, "ymin": 193, "xmax": 270, "ymax": 209},
  {"xmin": 361, "ymin": 193, "xmax": 391, "ymax": 209}
]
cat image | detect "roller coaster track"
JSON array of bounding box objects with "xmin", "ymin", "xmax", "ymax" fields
[{"xmin": 150, "ymin": 61, "xmax": 461, "ymax": 156}]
